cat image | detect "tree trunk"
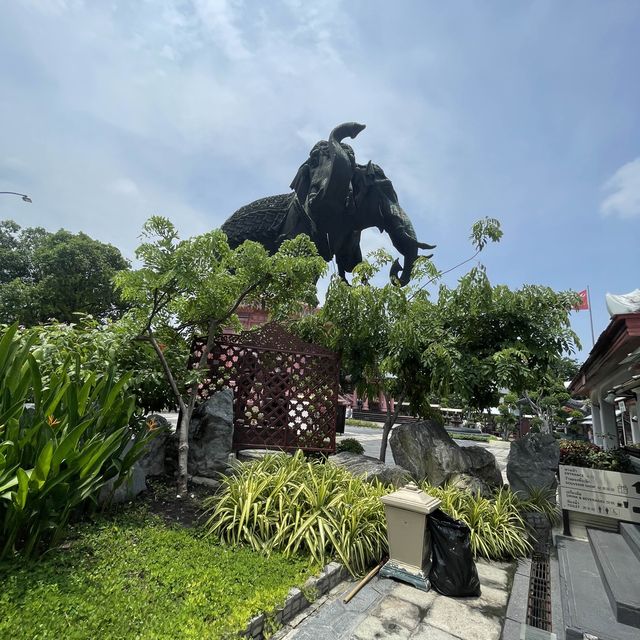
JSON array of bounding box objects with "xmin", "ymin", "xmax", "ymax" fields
[
  {"xmin": 378, "ymin": 391, "xmax": 404, "ymax": 462},
  {"xmin": 176, "ymin": 409, "xmax": 191, "ymax": 495}
]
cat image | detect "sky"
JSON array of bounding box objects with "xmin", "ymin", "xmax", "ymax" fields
[{"xmin": 1, "ymin": 0, "xmax": 639, "ymax": 360}]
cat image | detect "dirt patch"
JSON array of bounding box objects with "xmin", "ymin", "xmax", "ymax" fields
[{"xmin": 139, "ymin": 477, "xmax": 219, "ymax": 527}]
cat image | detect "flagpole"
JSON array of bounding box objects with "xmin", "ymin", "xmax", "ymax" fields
[{"xmin": 587, "ymin": 285, "xmax": 595, "ymax": 347}]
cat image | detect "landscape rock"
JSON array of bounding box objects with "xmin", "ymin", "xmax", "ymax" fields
[
  {"xmin": 448, "ymin": 472, "xmax": 496, "ymax": 497},
  {"xmin": 236, "ymin": 449, "xmax": 287, "ymax": 463},
  {"xmin": 329, "ymin": 451, "xmax": 413, "ymax": 487},
  {"xmin": 187, "ymin": 388, "xmax": 234, "ymax": 478},
  {"xmin": 507, "ymin": 433, "xmax": 559, "ymax": 499},
  {"xmin": 99, "ymin": 463, "xmax": 147, "ymax": 504},
  {"xmin": 137, "ymin": 414, "xmax": 172, "ymax": 476},
  {"xmin": 389, "ymin": 421, "xmax": 502, "ymax": 495}
]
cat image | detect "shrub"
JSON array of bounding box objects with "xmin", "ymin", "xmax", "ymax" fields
[
  {"xmin": 336, "ymin": 438, "xmax": 365, "ymax": 454},
  {"xmin": 448, "ymin": 433, "xmax": 495, "ymax": 442},
  {"xmin": 559, "ymin": 439, "xmax": 634, "ymax": 472},
  {"xmin": 518, "ymin": 485, "xmax": 561, "ymax": 525},
  {"xmin": 421, "ymin": 483, "xmax": 532, "ymax": 559},
  {"xmin": 345, "ymin": 418, "xmax": 381, "ymax": 429},
  {"xmin": 205, "ymin": 451, "xmax": 389, "ymax": 576},
  {"xmin": 0, "ymin": 324, "xmax": 153, "ymax": 559}
]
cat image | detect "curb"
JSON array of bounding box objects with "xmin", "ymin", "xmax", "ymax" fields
[{"xmin": 243, "ymin": 561, "xmax": 349, "ymax": 639}]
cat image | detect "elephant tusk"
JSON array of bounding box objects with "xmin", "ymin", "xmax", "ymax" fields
[{"xmin": 417, "ymin": 241, "xmax": 436, "ymax": 250}]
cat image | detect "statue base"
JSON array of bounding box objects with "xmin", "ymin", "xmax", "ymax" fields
[{"xmin": 379, "ymin": 560, "xmax": 431, "ymax": 592}]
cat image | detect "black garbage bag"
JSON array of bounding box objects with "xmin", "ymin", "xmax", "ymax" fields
[{"xmin": 428, "ymin": 508, "xmax": 481, "ymax": 597}]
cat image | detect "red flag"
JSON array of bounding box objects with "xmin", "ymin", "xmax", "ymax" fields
[{"xmin": 574, "ymin": 289, "xmax": 589, "ymax": 311}]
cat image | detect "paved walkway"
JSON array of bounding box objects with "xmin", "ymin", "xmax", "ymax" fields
[{"xmin": 275, "ymin": 558, "xmax": 524, "ymax": 640}]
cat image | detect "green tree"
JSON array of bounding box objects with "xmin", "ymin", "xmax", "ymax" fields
[
  {"xmin": 14, "ymin": 316, "xmax": 186, "ymax": 414},
  {"xmin": 519, "ymin": 357, "xmax": 582, "ymax": 434},
  {"xmin": 296, "ymin": 219, "xmax": 503, "ymax": 461},
  {"xmin": 297, "ymin": 218, "xmax": 580, "ymax": 461},
  {"xmin": 115, "ymin": 217, "xmax": 326, "ymax": 494},
  {"xmin": 431, "ymin": 270, "xmax": 581, "ymax": 413},
  {"xmin": 0, "ymin": 220, "xmax": 129, "ymax": 325}
]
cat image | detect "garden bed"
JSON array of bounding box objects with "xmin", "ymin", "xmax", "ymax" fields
[{"xmin": 0, "ymin": 502, "xmax": 317, "ymax": 640}]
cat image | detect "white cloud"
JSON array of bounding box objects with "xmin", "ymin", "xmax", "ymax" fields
[{"xmin": 601, "ymin": 158, "xmax": 640, "ymax": 219}]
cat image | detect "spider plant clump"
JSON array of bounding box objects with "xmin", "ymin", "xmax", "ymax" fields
[
  {"xmin": 517, "ymin": 485, "xmax": 561, "ymax": 526},
  {"xmin": 421, "ymin": 483, "xmax": 533, "ymax": 559},
  {"xmin": 205, "ymin": 451, "xmax": 390, "ymax": 576}
]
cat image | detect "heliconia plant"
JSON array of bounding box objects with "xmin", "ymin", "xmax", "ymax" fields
[{"xmin": 0, "ymin": 324, "xmax": 153, "ymax": 559}]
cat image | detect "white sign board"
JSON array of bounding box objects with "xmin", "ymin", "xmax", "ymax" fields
[{"xmin": 559, "ymin": 465, "xmax": 640, "ymax": 524}]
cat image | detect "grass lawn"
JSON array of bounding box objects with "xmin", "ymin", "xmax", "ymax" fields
[{"xmin": 0, "ymin": 506, "xmax": 317, "ymax": 640}]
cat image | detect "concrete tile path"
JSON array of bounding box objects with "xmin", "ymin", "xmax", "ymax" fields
[{"xmin": 275, "ymin": 559, "xmax": 517, "ymax": 640}]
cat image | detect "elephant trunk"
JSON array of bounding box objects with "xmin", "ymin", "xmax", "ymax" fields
[{"xmin": 384, "ymin": 201, "xmax": 435, "ymax": 286}]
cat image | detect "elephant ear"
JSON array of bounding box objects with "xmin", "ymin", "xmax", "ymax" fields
[
  {"xmin": 290, "ymin": 160, "xmax": 311, "ymax": 204},
  {"xmin": 353, "ymin": 162, "xmax": 385, "ymax": 232}
]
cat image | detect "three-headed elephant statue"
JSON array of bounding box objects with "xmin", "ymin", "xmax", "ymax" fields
[{"xmin": 220, "ymin": 122, "xmax": 435, "ymax": 285}]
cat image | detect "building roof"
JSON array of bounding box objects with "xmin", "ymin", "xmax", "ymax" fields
[{"xmin": 569, "ymin": 313, "xmax": 640, "ymax": 397}]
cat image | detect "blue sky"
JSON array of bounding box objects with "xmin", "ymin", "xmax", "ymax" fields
[{"xmin": 1, "ymin": 1, "xmax": 639, "ymax": 359}]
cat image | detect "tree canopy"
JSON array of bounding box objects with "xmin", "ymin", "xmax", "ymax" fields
[
  {"xmin": 0, "ymin": 220, "xmax": 129, "ymax": 325},
  {"xmin": 115, "ymin": 216, "xmax": 327, "ymax": 492},
  {"xmin": 296, "ymin": 219, "xmax": 580, "ymax": 459}
]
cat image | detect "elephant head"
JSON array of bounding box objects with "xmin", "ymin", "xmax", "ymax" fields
[
  {"xmin": 290, "ymin": 122, "xmax": 366, "ymax": 219},
  {"xmin": 351, "ymin": 162, "xmax": 435, "ymax": 286}
]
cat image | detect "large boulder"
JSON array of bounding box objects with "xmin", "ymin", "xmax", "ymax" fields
[
  {"xmin": 187, "ymin": 388, "xmax": 234, "ymax": 478},
  {"xmin": 507, "ymin": 433, "xmax": 559, "ymax": 499},
  {"xmin": 329, "ymin": 452, "xmax": 413, "ymax": 488},
  {"xmin": 138, "ymin": 414, "xmax": 172, "ymax": 476},
  {"xmin": 389, "ymin": 421, "xmax": 502, "ymax": 494}
]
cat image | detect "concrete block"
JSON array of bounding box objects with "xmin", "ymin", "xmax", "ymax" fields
[
  {"xmin": 425, "ymin": 596, "xmax": 502, "ymax": 640},
  {"xmin": 352, "ymin": 616, "xmax": 412, "ymax": 640},
  {"xmin": 500, "ymin": 617, "xmax": 522, "ymax": 640},
  {"xmin": 476, "ymin": 562, "xmax": 509, "ymax": 590},
  {"xmin": 369, "ymin": 595, "xmax": 422, "ymax": 631},
  {"xmin": 389, "ymin": 582, "xmax": 437, "ymax": 610},
  {"xmin": 505, "ymin": 569, "xmax": 530, "ymax": 624},
  {"xmin": 412, "ymin": 623, "xmax": 463, "ymax": 640}
]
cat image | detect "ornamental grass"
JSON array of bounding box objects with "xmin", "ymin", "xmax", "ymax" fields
[{"xmin": 205, "ymin": 451, "xmax": 389, "ymax": 576}]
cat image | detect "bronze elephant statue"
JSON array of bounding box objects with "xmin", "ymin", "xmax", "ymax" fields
[{"xmin": 221, "ymin": 123, "xmax": 435, "ymax": 285}]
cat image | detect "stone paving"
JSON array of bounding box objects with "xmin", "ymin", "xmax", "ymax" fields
[{"xmin": 274, "ymin": 559, "xmax": 518, "ymax": 640}]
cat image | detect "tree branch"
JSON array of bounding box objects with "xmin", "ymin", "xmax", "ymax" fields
[{"xmin": 145, "ymin": 329, "xmax": 187, "ymax": 415}]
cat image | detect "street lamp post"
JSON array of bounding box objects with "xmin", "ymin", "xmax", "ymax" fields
[{"xmin": 0, "ymin": 192, "xmax": 32, "ymax": 203}]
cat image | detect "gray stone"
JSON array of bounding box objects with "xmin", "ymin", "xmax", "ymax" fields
[
  {"xmin": 329, "ymin": 452, "xmax": 413, "ymax": 487},
  {"xmin": 188, "ymin": 388, "xmax": 234, "ymax": 478},
  {"xmin": 237, "ymin": 449, "xmax": 288, "ymax": 462},
  {"xmin": 352, "ymin": 615, "xmax": 412, "ymax": 639},
  {"xmin": 424, "ymin": 596, "xmax": 502, "ymax": 640},
  {"xmin": 389, "ymin": 421, "xmax": 502, "ymax": 493},
  {"xmin": 369, "ymin": 596, "xmax": 422, "ymax": 631},
  {"xmin": 557, "ymin": 535, "xmax": 639, "ymax": 640},
  {"xmin": 475, "ymin": 561, "xmax": 510, "ymax": 590},
  {"xmin": 99, "ymin": 462, "xmax": 146, "ymax": 504},
  {"xmin": 191, "ymin": 476, "xmax": 222, "ymax": 491},
  {"xmin": 448, "ymin": 472, "xmax": 496, "ymax": 497},
  {"xmin": 506, "ymin": 433, "xmax": 559, "ymax": 499},
  {"xmin": 137, "ymin": 414, "xmax": 172, "ymax": 476}
]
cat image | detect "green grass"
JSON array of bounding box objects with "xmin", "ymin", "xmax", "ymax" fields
[
  {"xmin": 345, "ymin": 418, "xmax": 382, "ymax": 429},
  {"xmin": 0, "ymin": 507, "xmax": 315, "ymax": 640}
]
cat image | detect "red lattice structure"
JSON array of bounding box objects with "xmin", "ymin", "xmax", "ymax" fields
[{"xmin": 191, "ymin": 323, "xmax": 339, "ymax": 454}]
